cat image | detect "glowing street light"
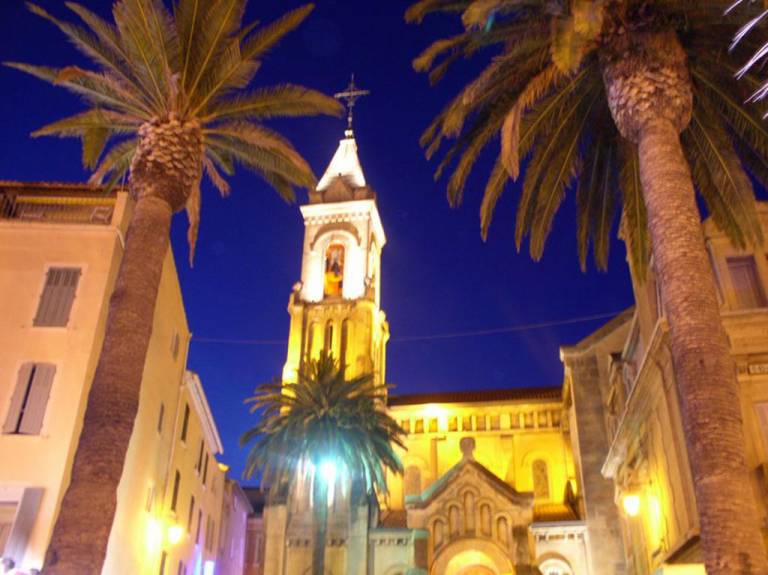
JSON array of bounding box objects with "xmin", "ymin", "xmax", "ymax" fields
[
  {"xmin": 622, "ymin": 493, "xmax": 642, "ymax": 517},
  {"xmin": 167, "ymin": 524, "xmax": 185, "ymax": 545},
  {"xmin": 319, "ymin": 459, "xmax": 337, "ymax": 486}
]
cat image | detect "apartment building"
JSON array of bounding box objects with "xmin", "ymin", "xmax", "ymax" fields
[
  {"xmin": 561, "ymin": 203, "xmax": 768, "ymax": 573},
  {"xmin": 0, "ymin": 182, "xmax": 237, "ymax": 575}
]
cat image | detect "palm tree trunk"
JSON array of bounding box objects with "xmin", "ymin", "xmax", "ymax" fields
[
  {"xmin": 44, "ymin": 194, "xmax": 173, "ymax": 575},
  {"xmin": 312, "ymin": 477, "xmax": 328, "ymax": 575},
  {"xmin": 637, "ymin": 117, "xmax": 768, "ymax": 574}
]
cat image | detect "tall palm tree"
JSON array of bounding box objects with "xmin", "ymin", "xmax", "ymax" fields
[
  {"xmin": 407, "ymin": 1, "xmax": 768, "ymax": 573},
  {"xmin": 7, "ymin": 1, "xmax": 342, "ymax": 572},
  {"xmin": 241, "ymin": 352, "xmax": 405, "ymax": 575}
]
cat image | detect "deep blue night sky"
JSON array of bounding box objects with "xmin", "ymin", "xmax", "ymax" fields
[{"xmin": 0, "ymin": 0, "xmax": 636, "ymax": 483}]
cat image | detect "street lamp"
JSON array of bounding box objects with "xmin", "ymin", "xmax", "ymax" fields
[
  {"xmin": 622, "ymin": 493, "xmax": 642, "ymax": 517},
  {"xmin": 319, "ymin": 459, "xmax": 337, "ymax": 486},
  {"xmin": 166, "ymin": 524, "xmax": 184, "ymax": 545}
]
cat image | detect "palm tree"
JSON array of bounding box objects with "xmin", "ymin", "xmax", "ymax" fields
[
  {"xmin": 241, "ymin": 352, "xmax": 405, "ymax": 575},
  {"xmin": 7, "ymin": 1, "xmax": 342, "ymax": 572},
  {"xmin": 407, "ymin": 1, "xmax": 768, "ymax": 573}
]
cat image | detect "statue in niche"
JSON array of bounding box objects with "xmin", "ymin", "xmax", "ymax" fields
[{"xmin": 324, "ymin": 244, "xmax": 344, "ymax": 297}]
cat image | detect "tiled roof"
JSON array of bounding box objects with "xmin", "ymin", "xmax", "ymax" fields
[
  {"xmin": 388, "ymin": 386, "xmax": 562, "ymax": 407},
  {"xmin": 533, "ymin": 503, "xmax": 580, "ymax": 522}
]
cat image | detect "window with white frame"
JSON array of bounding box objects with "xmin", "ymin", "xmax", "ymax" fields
[
  {"xmin": 3, "ymin": 363, "xmax": 56, "ymax": 435},
  {"xmin": 34, "ymin": 267, "xmax": 81, "ymax": 327}
]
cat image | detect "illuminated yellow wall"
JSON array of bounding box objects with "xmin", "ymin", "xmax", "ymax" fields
[
  {"xmin": 132, "ymin": 372, "xmax": 227, "ymax": 575},
  {"xmin": 385, "ymin": 397, "xmax": 577, "ymax": 514}
]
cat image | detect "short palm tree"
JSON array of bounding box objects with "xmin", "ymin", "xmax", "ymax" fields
[
  {"xmin": 7, "ymin": 1, "xmax": 341, "ymax": 572},
  {"xmin": 241, "ymin": 352, "xmax": 405, "ymax": 575},
  {"xmin": 408, "ymin": 1, "xmax": 768, "ymax": 573}
]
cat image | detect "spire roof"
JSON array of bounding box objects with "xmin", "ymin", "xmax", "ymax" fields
[
  {"xmin": 310, "ymin": 130, "xmax": 374, "ymax": 204},
  {"xmin": 309, "ymin": 76, "xmax": 374, "ymax": 204},
  {"xmin": 316, "ymin": 130, "xmax": 367, "ymax": 192}
]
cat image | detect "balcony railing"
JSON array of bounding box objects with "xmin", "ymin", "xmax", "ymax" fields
[{"xmin": 0, "ymin": 188, "xmax": 116, "ymax": 225}]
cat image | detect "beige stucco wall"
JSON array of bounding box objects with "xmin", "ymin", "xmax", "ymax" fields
[
  {"xmin": 0, "ymin": 191, "xmax": 133, "ymax": 571},
  {"xmin": 0, "ymin": 188, "xmax": 230, "ymax": 574}
]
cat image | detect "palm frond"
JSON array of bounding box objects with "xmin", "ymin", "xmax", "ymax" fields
[
  {"xmin": 205, "ymin": 85, "xmax": 343, "ymax": 122},
  {"xmin": 683, "ymin": 101, "xmax": 762, "ymax": 249},
  {"xmin": 618, "ymin": 142, "xmax": 649, "ymax": 280},
  {"xmin": 501, "ymin": 64, "xmax": 561, "ymax": 180},
  {"xmin": 182, "ymin": 0, "xmax": 246, "ymax": 105},
  {"xmin": 576, "ymin": 128, "xmax": 617, "ymax": 271},
  {"xmin": 479, "ymin": 156, "xmax": 509, "ymax": 240},
  {"xmin": 405, "ymin": 0, "xmax": 472, "ymax": 24},
  {"xmin": 203, "ymin": 154, "xmax": 231, "ymax": 197},
  {"xmin": 205, "ymin": 122, "xmax": 315, "ymax": 187},
  {"xmin": 521, "ymin": 83, "xmax": 602, "ymax": 260},
  {"xmin": 89, "ymin": 137, "xmax": 138, "ymax": 186},
  {"xmin": 242, "ymin": 352, "xmax": 405, "ymax": 496},
  {"xmin": 112, "ymin": 0, "xmax": 177, "ymax": 112},
  {"xmin": 515, "ymin": 78, "xmax": 601, "ymax": 257}
]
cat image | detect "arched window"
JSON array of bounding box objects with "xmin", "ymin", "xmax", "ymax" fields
[
  {"xmin": 306, "ymin": 322, "xmax": 317, "ymax": 362},
  {"xmin": 464, "ymin": 492, "xmax": 475, "ymax": 532},
  {"xmin": 324, "ymin": 243, "xmax": 345, "ymax": 297},
  {"xmin": 340, "ymin": 319, "xmax": 349, "ymax": 372},
  {"xmin": 324, "ymin": 321, "xmax": 334, "ymax": 354},
  {"xmin": 533, "ymin": 459, "xmax": 550, "ymax": 499},
  {"xmin": 449, "ymin": 505, "xmax": 461, "ymax": 537},
  {"xmin": 539, "ymin": 558, "xmax": 573, "ymax": 575},
  {"xmin": 496, "ymin": 516, "xmax": 509, "ymax": 547},
  {"xmin": 404, "ymin": 466, "xmax": 421, "ymax": 497},
  {"xmin": 432, "ymin": 519, "xmax": 445, "ymax": 551},
  {"xmin": 480, "ymin": 504, "xmax": 492, "ymax": 537}
]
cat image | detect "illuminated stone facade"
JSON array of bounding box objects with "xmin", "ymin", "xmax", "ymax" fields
[
  {"xmin": 0, "ymin": 183, "xmax": 236, "ymax": 574},
  {"xmin": 262, "ymin": 135, "xmax": 613, "ymax": 575},
  {"xmin": 562, "ymin": 205, "xmax": 768, "ymax": 574}
]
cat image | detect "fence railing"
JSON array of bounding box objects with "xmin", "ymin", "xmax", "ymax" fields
[{"xmin": 0, "ymin": 192, "xmax": 115, "ymax": 225}]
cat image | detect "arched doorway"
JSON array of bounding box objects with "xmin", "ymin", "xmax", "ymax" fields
[
  {"xmin": 458, "ymin": 566, "xmax": 496, "ymax": 575},
  {"xmin": 431, "ymin": 539, "xmax": 514, "ymax": 575}
]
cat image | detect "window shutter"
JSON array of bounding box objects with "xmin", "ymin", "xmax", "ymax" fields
[
  {"xmin": 18, "ymin": 364, "xmax": 55, "ymax": 434},
  {"xmin": 3, "ymin": 364, "xmax": 33, "ymax": 434},
  {"xmin": 728, "ymin": 257, "xmax": 767, "ymax": 309},
  {"xmin": 34, "ymin": 268, "xmax": 81, "ymax": 327}
]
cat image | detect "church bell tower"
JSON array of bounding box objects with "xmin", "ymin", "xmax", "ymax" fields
[{"xmin": 282, "ymin": 79, "xmax": 388, "ymax": 387}]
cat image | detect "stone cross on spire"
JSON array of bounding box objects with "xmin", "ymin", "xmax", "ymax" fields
[{"xmin": 334, "ymin": 74, "xmax": 370, "ymax": 135}]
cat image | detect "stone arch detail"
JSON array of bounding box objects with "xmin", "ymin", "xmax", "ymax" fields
[
  {"xmin": 537, "ymin": 554, "xmax": 573, "ymax": 575},
  {"xmin": 463, "ymin": 490, "xmax": 476, "ymax": 533},
  {"xmin": 431, "ymin": 538, "xmax": 515, "ymax": 575},
  {"xmin": 310, "ymin": 223, "xmax": 361, "ymax": 250}
]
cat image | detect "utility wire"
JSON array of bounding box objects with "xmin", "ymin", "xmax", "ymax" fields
[
  {"xmin": 391, "ymin": 310, "xmax": 623, "ymax": 342},
  {"xmin": 190, "ymin": 310, "xmax": 623, "ymax": 346}
]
